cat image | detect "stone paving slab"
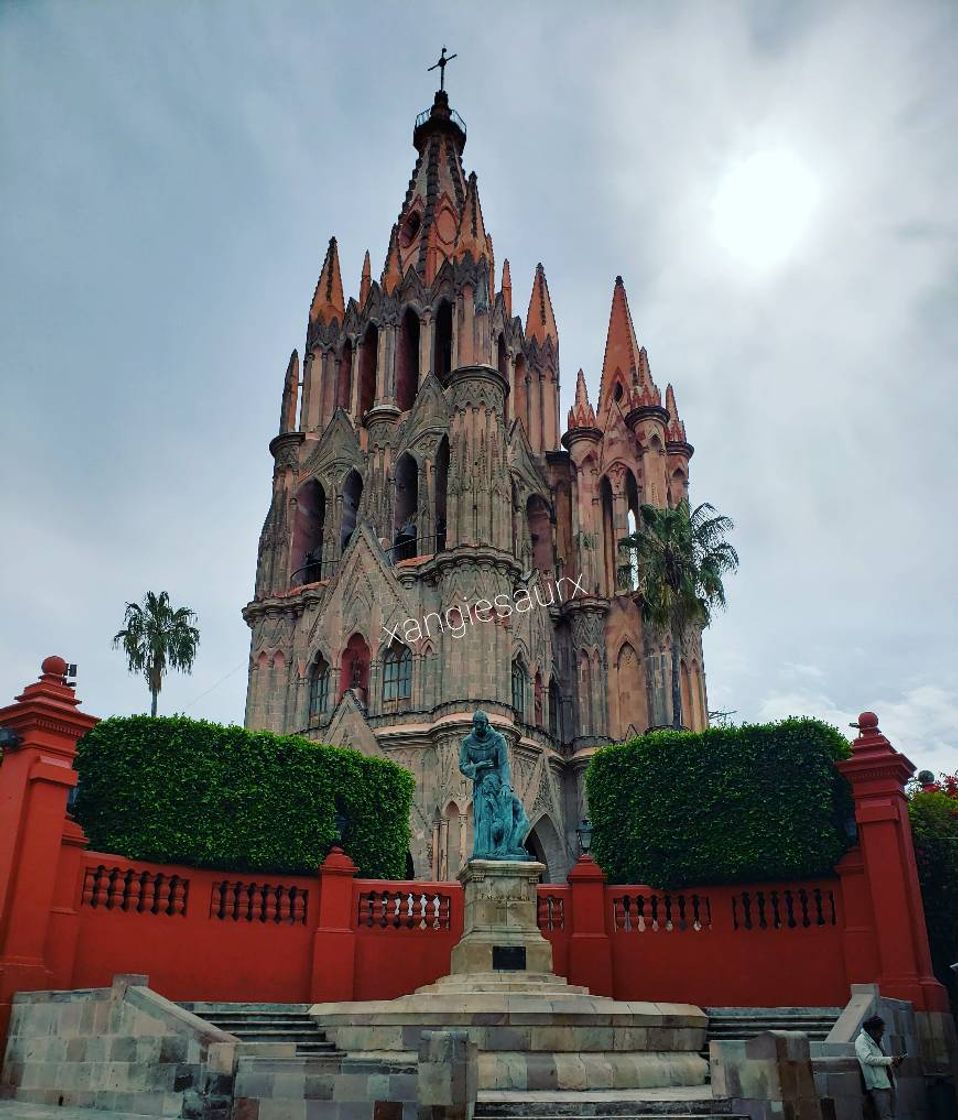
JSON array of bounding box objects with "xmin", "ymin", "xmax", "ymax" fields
[
  {"xmin": 478, "ymin": 1088, "xmax": 714, "ymax": 1102},
  {"xmin": 0, "ymin": 1103, "xmax": 154, "ymax": 1120}
]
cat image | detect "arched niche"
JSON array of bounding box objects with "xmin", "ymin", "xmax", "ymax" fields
[
  {"xmin": 513, "ymin": 354, "xmax": 528, "ymax": 430},
  {"xmin": 497, "ymin": 335, "xmax": 509, "ymax": 416},
  {"xmin": 434, "ymin": 436, "xmax": 449, "ymax": 552},
  {"xmin": 434, "ymin": 300, "xmax": 453, "ymax": 379},
  {"xmin": 396, "ymin": 307, "xmax": 421, "ymax": 411},
  {"xmin": 600, "ymin": 475, "xmax": 615, "ymax": 595},
  {"xmin": 340, "ymin": 470, "xmax": 363, "ymax": 555},
  {"xmin": 526, "ymin": 494, "xmax": 553, "ymax": 575},
  {"xmin": 511, "ymin": 654, "xmax": 528, "ymax": 720},
  {"xmin": 337, "ymin": 340, "xmax": 353, "ymax": 410},
  {"xmin": 392, "ymin": 453, "xmax": 419, "ymax": 561},
  {"xmin": 290, "ymin": 479, "xmax": 325, "ymax": 585},
  {"xmin": 340, "ymin": 633, "xmax": 370, "ymax": 702},
  {"xmin": 358, "ymin": 324, "xmax": 378, "ymax": 416},
  {"xmin": 548, "ymin": 678, "xmax": 561, "ymax": 740}
]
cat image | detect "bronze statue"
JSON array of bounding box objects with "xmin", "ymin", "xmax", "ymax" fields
[{"xmin": 459, "ymin": 710, "xmax": 531, "ymax": 860}]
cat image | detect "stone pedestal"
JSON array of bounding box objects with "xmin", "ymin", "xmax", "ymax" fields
[
  {"xmin": 309, "ymin": 857, "xmax": 710, "ymax": 1094},
  {"xmin": 450, "ymin": 860, "xmax": 552, "ymax": 976}
]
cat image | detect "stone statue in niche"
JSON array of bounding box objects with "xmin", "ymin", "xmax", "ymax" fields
[{"xmin": 459, "ymin": 710, "xmax": 531, "ymax": 860}]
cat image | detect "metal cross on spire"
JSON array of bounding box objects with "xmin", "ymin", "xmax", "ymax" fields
[{"xmin": 427, "ymin": 46, "xmax": 457, "ymax": 92}]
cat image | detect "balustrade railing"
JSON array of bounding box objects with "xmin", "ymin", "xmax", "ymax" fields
[
  {"xmin": 612, "ymin": 891, "xmax": 712, "ymax": 933},
  {"xmin": 730, "ymin": 885, "xmax": 837, "ymax": 931},
  {"xmin": 81, "ymin": 865, "xmax": 189, "ymax": 916},
  {"xmin": 357, "ymin": 888, "xmax": 452, "ymax": 930},
  {"xmin": 536, "ymin": 892, "xmax": 566, "ymax": 931},
  {"xmin": 210, "ymin": 880, "xmax": 308, "ymax": 924}
]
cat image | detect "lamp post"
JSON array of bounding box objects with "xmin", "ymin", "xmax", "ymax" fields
[
  {"xmin": 575, "ymin": 818, "xmax": 593, "ymax": 856},
  {"xmin": 332, "ymin": 802, "xmax": 350, "ymax": 852}
]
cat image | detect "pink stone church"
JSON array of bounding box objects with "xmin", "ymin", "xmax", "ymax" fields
[{"xmin": 243, "ymin": 86, "xmax": 707, "ymax": 882}]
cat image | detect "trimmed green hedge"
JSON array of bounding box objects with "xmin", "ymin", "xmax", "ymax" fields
[
  {"xmin": 586, "ymin": 718, "xmax": 853, "ymax": 887},
  {"xmin": 74, "ymin": 716, "xmax": 413, "ymax": 879}
]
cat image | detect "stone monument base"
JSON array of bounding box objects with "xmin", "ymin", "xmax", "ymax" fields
[
  {"xmin": 309, "ymin": 858, "xmax": 708, "ymax": 1092},
  {"xmin": 450, "ymin": 858, "xmax": 552, "ymax": 976}
]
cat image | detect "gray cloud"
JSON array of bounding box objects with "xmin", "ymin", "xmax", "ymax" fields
[{"xmin": 1, "ymin": 0, "xmax": 955, "ymax": 773}]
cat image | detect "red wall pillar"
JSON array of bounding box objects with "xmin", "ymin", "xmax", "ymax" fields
[
  {"xmin": 0, "ymin": 656, "xmax": 97, "ymax": 1037},
  {"xmin": 310, "ymin": 846, "xmax": 358, "ymax": 1002},
  {"xmin": 566, "ymin": 853, "xmax": 613, "ymax": 996},
  {"xmin": 836, "ymin": 711, "xmax": 948, "ymax": 1012}
]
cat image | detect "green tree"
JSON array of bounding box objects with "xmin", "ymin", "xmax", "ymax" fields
[
  {"xmin": 908, "ymin": 773, "xmax": 958, "ymax": 1017},
  {"xmin": 619, "ymin": 500, "xmax": 738, "ymax": 730},
  {"xmin": 113, "ymin": 591, "xmax": 200, "ymax": 716}
]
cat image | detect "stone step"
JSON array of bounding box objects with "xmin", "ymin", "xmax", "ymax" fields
[
  {"xmin": 177, "ymin": 1001, "xmax": 333, "ymax": 1057},
  {"xmin": 475, "ymin": 1088, "xmax": 744, "ymax": 1117}
]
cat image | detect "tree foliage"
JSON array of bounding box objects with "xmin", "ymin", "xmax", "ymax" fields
[
  {"xmin": 619, "ymin": 500, "xmax": 738, "ymax": 729},
  {"xmin": 908, "ymin": 773, "xmax": 958, "ymax": 1014},
  {"xmin": 74, "ymin": 716, "xmax": 413, "ymax": 879},
  {"xmin": 586, "ymin": 718, "xmax": 853, "ymax": 887},
  {"xmin": 113, "ymin": 591, "xmax": 200, "ymax": 716}
]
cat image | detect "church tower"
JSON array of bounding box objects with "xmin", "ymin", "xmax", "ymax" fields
[{"xmin": 243, "ymin": 82, "xmax": 708, "ymax": 882}]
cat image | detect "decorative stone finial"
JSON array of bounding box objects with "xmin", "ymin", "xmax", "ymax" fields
[
  {"xmin": 858, "ymin": 711, "xmax": 879, "ymax": 731},
  {"xmin": 40, "ymin": 655, "xmax": 67, "ymax": 681}
]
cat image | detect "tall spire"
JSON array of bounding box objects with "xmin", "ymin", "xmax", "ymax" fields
[
  {"xmin": 525, "ymin": 263, "xmax": 558, "ymax": 346},
  {"xmin": 382, "ymin": 224, "xmax": 402, "ymax": 295},
  {"xmin": 599, "ymin": 275, "xmax": 660, "ymax": 409},
  {"xmin": 567, "ymin": 368, "xmax": 597, "ymax": 430},
  {"xmin": 501, "ymin": 259, "xmax": 512, "ymax": 318},
  {"xmin": 453, "ymin": 171, "xmax": 493, "ymax": 266},
  {"xmin": 359, "ymin": 249, "xmax": 372, "ymax": 307},
  {"xmin": 665, "ymin": 383, "xmax": 687, "ymax": 443},
  {"xmin": 389, "ymin": 89, "xmax": 470, "ymax": 286},
  {"xmin": 309, "ymin": 237, "xmax": 345, "ymax": 325},
  {"xmin": 279, "ymin": 349, "xmax": 300, "ymax": 434}
]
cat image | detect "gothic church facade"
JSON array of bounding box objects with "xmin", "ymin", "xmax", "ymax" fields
[{"xmin": 244, "ymin": 88, "xmax": 708, "ymax": 882}]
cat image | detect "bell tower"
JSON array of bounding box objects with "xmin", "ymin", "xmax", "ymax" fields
[{"xmin": 243, "ymin": 66, "xmax": 709, "ymax": 882}]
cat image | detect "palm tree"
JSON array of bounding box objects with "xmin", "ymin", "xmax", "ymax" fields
[
  {"xmin": 619, "ymin": 500, "xmax": 738, "ymax": 730},
  {"xmin": 113, "ymin": 591, "xmax": 200, "ymax": 716}
]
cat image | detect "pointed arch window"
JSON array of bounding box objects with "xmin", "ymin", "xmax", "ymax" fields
[
  {"xmin": 392, "ymin": 453, "xmax": 419, "ymax": 562},
  {"xmin": 435, "ymin": 436, "xmax": 449, "ymax": 553},
  {"xmin": 340, "ymin": 470, "xmax": 363, "ymax": 555},
  {"xmin": 548, "ymin": 679, "xmax": 561, "ymax": 739},
  {"xmin": 512, "ymin": 656, "xmax": 528, "ymax": 719},
  {"xmin": 396, "ymin": 307, "xmax": 421, "ymax": 411},
  {"xmin": 383, "ymin": 642, "xmax": 413, "ymax": 702},
  {"xmin": 435, "ymin": 300, "xmax": 453, "ymax": 380},
  {"xmin": 309, "ymin": 656, "xmax": 331, "ymax": 721},
  {"xmin": 358, "ymin": 324, "xmax": 378, "ymax": 416}
]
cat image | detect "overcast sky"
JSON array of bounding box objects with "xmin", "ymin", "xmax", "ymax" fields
[{"xmin": 2, "ymin": 0, "xmax": 955, "ymax": 774}]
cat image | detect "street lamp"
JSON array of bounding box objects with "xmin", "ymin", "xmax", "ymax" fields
[
  {"xmin": 333, "ymin": 799, "xmax": 350, "ymax": 851},
  {"xmin": 0, "ymin": 728, "xmax": 22, "ymax": 751},
  {"xmin": 575, "ymin": 818, "xmax": 594, "ymax": 855}
]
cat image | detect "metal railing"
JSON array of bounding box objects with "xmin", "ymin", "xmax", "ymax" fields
[{"xmin": 414, "ymin": 107, "xmax": 467, "ymax": 134}]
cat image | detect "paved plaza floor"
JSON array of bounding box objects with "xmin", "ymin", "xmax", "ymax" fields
[{"xmin": 0, "ymin": 1104, "xmax": 151, "ymax": 1120}]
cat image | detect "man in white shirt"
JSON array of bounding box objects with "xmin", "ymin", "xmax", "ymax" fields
[{"xmin": 855, "ymin": 1014, "xmax": 903, "ymax": 1119}]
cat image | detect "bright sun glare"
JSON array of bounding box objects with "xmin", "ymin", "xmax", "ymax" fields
[{"xmin": 712, "ymin": 149, "xmax": 821, "ymax": 271}]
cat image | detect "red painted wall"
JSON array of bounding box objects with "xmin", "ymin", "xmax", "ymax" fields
[{"xmin": 0, "ymin": 659, "xmax": 948, "ymax": 1035}]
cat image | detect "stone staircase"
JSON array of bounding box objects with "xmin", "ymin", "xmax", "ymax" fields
[
  {"xmin": 178, "ymin": 1001, "xmax": 336, "ymax": 1055},
  {"xmin": 704, "ymin": 1006, "xmax": 841, "ymax": 1054},
  {"xmin": 475, "ymin": 1089, "xmax": 749, "ymax": 1118}
]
